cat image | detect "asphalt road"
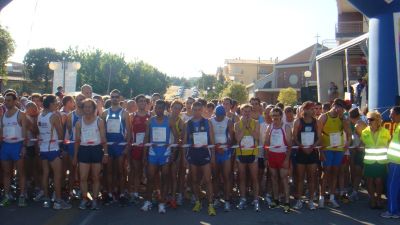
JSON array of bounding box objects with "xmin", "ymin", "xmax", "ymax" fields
[{"xmin": 1, "ymin": 193, "xmax": 399, "ymax": 225}]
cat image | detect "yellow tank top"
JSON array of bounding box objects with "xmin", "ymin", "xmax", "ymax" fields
[
  {"xmin": 235, "ymin": 119, "xmax": 258, "ymax": 156},
  {"xmin": 175, "ymin": 117, "xmax": 182, "ymax": 137},
  {"xmin": 321, "ymin": 113, "xmax": 344, "ymax": 151}
]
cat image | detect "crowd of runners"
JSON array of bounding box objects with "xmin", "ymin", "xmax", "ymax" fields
[{"xmin": 0, "ymin": 84, "xmax": 399, "ymax": 219}]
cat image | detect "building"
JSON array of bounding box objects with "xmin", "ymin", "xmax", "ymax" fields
[
  {"xmin": 316, "ymin": 0, "xmax": 369, "ymax": 104},
  {"xmin": 335, "ymin": 0, "xmax": 369, "ymax": 44},
  {"xmin": 221, "ymin": 58, "xmax": 276, "ymax": 86},
  {"xmin": 0, "ymin": 61, "xmax": 26, "ymax": 93},
  {"xmin": 250, "ymin": 43, "xmax": 327, "ymax": 104}
]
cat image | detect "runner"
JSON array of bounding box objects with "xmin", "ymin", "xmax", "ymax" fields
[
  {"xmin": 101, "ymin": 89, "xmax": 131, "ymax": 206},
  {"xmin": 0, "ymin": 92, "xmax": 28, "ymax": 207},
  {"xmin": 318, "ymin": 98, "xmax": 351, "ymax": 208},
  {"xmin": 24, "ymin": 101, "xmax": 41, "ymax": 200},
  {"xmin": 262, "ymin": 105, "xmax": 273, "ymax": 206},
  {"xmin": 181, "ymin": 97, "xmax": 194, "ymax": 123},
  {"xmin": 73, "ymin": 99, "xmax": 108, "ymax": 210},
  {"xmin": 211, "ymin": 105, "xmax": 234, "ymax": 212},
  {"xmin": 348, "ymin": 108, "xmax": 367, "ymax": 202},
  {"xmin": 184, "ymin": 101, "xmax": 216, "ymax": 216},
  {"xmin": 81, "ymin": 84, "xmax": 93, "ymax": 99},
  {"xmin": 360, "ymin": 111, "xmax": 390, "ymax": 209},
  {"xmin": 382, "ymin": 106, "xmax": 400, "ymax": 218},
  {"xmin": 64, "ymin": 94, "xmax": 86, "ymax": 199},
  {"xmin": 235, "ymin": 104, "xmax": 261, "ymax": 212},
  {"xmin": 167, "ymin": 100, "xmax": 185, "ymax": 207},
  {"xmin": 265, "ymin": 107, "xmax": 292, "ymax": 213},
  {"xmin": 292, "ymin": 101, "xmax": 321, "ymax": 210},
  {"xmin": 129, "ymin": 94, "xmax": 150, "ymax": 203},
  {"xmin": 37, "ymin": 94, "xmax": 71, "ymax": 209},
  {"xmin": 141, "ymin": 99, "xmax": 177, "ymax": 213}
]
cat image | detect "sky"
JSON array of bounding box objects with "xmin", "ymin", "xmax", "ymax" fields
[{"xmin": 0, "ymin": 0, "xmax": 338, "ymax": 77}]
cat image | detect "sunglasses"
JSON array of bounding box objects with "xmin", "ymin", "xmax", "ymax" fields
[
  {"xmin": 111, "ymin": 96, "xmax": 120, "ymax": 99},
  {"xmin": 367, "ymin": 118, "xmax": 375, "ymax": 122}
]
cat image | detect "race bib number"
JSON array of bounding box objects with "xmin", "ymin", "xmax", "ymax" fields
[
  {"xmin": 135, "ymin": 132, "xmax": 145, "ymax": 144},
  {"xmin": 82, "ymin": 127, "xmax": 98, "ymax": 144},
  {"xmin": 215, "ymin": 134, "xmax": 227, "ymax": 144},
  {"xmin": 4, "ymin": 126, "xmax": 16, "ymax": 138},
  {"xmin": 193, "ymin": 132, "xmax": 208, "ymax": 146},
  {"xmin": 301, "ymin": 132, "xmax": 314, "ymax": 146},
  {"xmin": 329, "ymin": 132, "xmax": 342, "ymax": 146},
  {"xmin": 152, "ymin": 127, "xmax": 166, "ymax": 142},
  {"xmin": 107, "ymin": 119, "xmax": 120, "ymax": 133},
  {"xmin": 270, "ymin": 130, "xmax": 283, "ymax": 147},
  {"xmin": 241, "ymin": 135, "xmax": 254, "ymax": 149}
]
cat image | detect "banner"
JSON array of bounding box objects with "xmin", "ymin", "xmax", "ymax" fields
[{"xmin": 394, "ymin": 12, "xmax": 400, "ymax": 95}]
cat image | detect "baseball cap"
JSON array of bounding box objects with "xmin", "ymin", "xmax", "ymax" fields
[{"xmin": 215, "ymin": 105, "xmax": 226, "ymax": 116}]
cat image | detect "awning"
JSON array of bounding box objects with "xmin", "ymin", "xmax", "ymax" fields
[{"xmin": 317, "ymin": 33, "xmax": 369, "ymax": 60}]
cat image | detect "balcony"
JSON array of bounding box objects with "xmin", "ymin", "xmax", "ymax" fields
[{"xmin": 335, "ymin": 21, "xmax": 365, "ymax": 39}]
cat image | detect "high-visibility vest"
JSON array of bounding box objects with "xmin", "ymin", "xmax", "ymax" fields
[
  {"xmin": 361, "ymin": 126, "xmax": 391, "ymax": 164},
  {"xmin": 388, "ymin": 124, "xmax": 400, "ymax": 164}
]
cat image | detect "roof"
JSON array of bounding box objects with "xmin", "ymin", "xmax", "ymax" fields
[
  {"xmin": 277, "ymin": 43, "xmax": 327, "ymax": 66},
  {"xmin": 225, "ymin": 59, "xmax": 276, "ymax": 65},
  {"xmin": 336, "ymin": 0, "xmax": 358, "ymax": 14}
]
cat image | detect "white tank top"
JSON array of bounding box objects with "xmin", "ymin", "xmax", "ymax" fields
[
  {"xmin": 181, "ymin": 113, "xmax": 192, "ymax": 123},
  {"xmin": 269, "ymin": 123, "xmax": 288, "ymax": 153},
  {"xmin": 38, "ymin": 112, "xmax": 59, "ymax": 152},
  {"xmin": 2, "ymin": 110, "xmax": 22, "ymax": 143},
  {"xmin": 81, "ymin": 117, "xmax": 101, "ymax": 146},
  {"xmin": 211, "ymin": 117, "xmax": 229, "ymax": 144}
]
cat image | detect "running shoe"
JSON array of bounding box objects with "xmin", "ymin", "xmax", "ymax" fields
[
  {"xmin": 158, "ymin": 203, "xmax": 166, "ymax": 214},
  {"xmin": 213, "ymin": 199, "xmax": 221, "ymax": 208},
  {"xmin": 141, "ymin": 201, "xmax": 152, "ymax": 211},
  {"xmin": 318, "ymin": 198, "xmax": 325, "ymax": 209},
  {"xmin": 53, "ymin": 200, "xmax": 72, "ymax": 210},
  {"xmin": 224, "ymin": 201, "xmax": 232, "ymax": 212},
  {"xmin": 169, "ymin": 199, "xmax": 178, "ymax": 209},
  {"xmin": 176, "ymin": 193, "xmax": 184, "ymax": 206},
  {"xmin": 237, "ymin": 198, "xmax": 247, "ymax": 210},
  {"xmin": 91, "ymin": 200, "xmax": 99, "ymax": 210},
  {"xmin": 43, "ymin": 198, "xmax": 51, "ymax": 208},
  {"xmin": 0, "ymin": 196, "xmax": 10, "ymax": 207},
  {"xmin": 293, "ymin": 200, "xmax": 303, "ymax": 210},
  {"xmin": 18, "ymin": 195, "xmax": 27, "ymax": 207},
  {"xmin": 192, "ymin": 201, "xmax": 202, "ymax": 212},
  {"xmin": 329, "ymin": 199, "xmax": 340, "ymax": 208},
  {"xmin": 33, "ymin": 190, "xmax": 44, "ymax": 202},
  {"xmin": 308, "ymin": 201, "xmax": 317, "ymax": 210},
  {"xmin": 79, "ymin": 199, "xmax": 88, "ymax": 210},
  {"xmin": 283, "ymin": 203, "xmax": 291, "ymax": 213},
  {"xmin": 208, "ymin": 204, "xmax": 216, "ymax": 216},
  {"xmin": 269, "ymin": 200, "xmax": 279, "ymax": 209},
  {"xmin": 253, "ymin": 200, "xmax": 261, "ymax": 212}
]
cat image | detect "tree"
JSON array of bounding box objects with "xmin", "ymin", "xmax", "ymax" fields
[
  {"xmin": 277, "ymin": 87, "xmax": 298, "ymax": 106},
  {"xmin": 196, "ymin": 73, "xmax": 217, "ymax": 91},
  {"xmin": 23, "ymin": 48, "xmax": 62, "ymax": 93},
  {"xmin": 0, "ymin": 25, "xmax": 15, "ymax": 76},
  {"xmin": 220, "ymin": 82, "xmax": 248, "ymax": 104}
]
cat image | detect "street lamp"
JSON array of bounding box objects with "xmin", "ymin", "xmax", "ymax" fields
[{"xmin": 304, "ymin": 70, "xmax": 312, "ymax": 87}]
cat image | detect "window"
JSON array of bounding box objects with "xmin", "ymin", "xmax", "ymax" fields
[
  {"xmin": 232, "ymin": 67, "xmax": 242, "ymax": 75},
  {"xmin": 263, "ymin": 81, "xmax": 272, "ymax": 88}
]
